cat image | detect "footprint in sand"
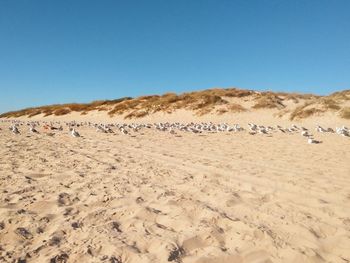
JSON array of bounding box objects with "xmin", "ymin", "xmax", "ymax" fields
[
  {"xmin": 15, "ymin": 227, "xmax": 33, "ymax": 240},
  {"xmin": 57, "ymin": 192, "xmax": 79, "ymax": 206},
  {"xmin": 168, "ymin": 246, "xmax": 185, "ymax": 262},
  {"xmin": 58, "ymin": 193, "xmax": 72, "ymax": 206},
  {"xmin": 49, "ymin": 253, "xmax": 69, "ymax": 263},
  {"xmin": 225, "ymin": 194, "xmax": 242, "ymax": 207}
]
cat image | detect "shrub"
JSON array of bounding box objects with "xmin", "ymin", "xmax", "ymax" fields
[
  {"xmin": 54, "ymin": 108, "xmax": 71, "ymax": 116},
  {"xmin": 340, "ymin": 107, "xmax": 350, "ymax": 119},
  {"xmin": 252, "ymin": 95, "xmax": 285, "ymax": 109}
]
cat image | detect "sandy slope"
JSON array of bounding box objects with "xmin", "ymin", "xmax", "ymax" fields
[
  {"xmin": 0, "ymin": 118, "xmax": 350, "ymax": 263},
  {"xmin": 6, "ymin": 107, "xmax": 350, "ymax": 127}
]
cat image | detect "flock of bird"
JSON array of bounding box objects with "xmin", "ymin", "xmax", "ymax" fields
[{"xmin": 1, "ymin": 119, "xmax": 349, "ymax": 144}]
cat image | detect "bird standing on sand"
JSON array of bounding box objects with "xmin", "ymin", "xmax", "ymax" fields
[
  {"xmin": 29, "ymin": 126, "xmax": 39, "ymax": 133},
  {"xmin": 120, "ymin": 128, "xmax": 128, "ymax": 135},
  {"xmin": 316, "ymin": 125, "xmax": 326, "ymax": 133},
  {"xmin": 301, "ymin": 131, "xmax": 311, "ymax": 137},
  {"xmin": 258, "ymin": 127, "xmax": 268, "ymax": 134},
  {"xmin": 71, "ymin": 128, "xmax": 80, "ymax": 137},
  {"xmin": 336, "ymin": 127, "xmax": 350, "ymax": 137},
  {"xmin": 11, "ymin": 126, "xmax": 20, "ymax": 134}
]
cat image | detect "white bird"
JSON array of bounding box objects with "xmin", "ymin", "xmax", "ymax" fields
[
  {"xmin": 120, "ymin": 128, "xmax": 128, "ymax": 135},
  {"xmin": 248, "ymin": 123, "xmax": 257, "ymax": 132},
  {"xmin": 71, "ymin": 128, "xmax": 80, "ymax": 137},
  {"xmin": 11, "ymin": 126, "xmax": 20, "ymax": 134},
  {"xmin": 29, "ymin": 126, "xmax": 39, "ymax": 133},
  {"xmin": 316, "ymin": 125, "xmax": 326, "ymax": 133},
  {"xmin": 336, "ymin": 127, "xmax": 350, "ymax": 137}
]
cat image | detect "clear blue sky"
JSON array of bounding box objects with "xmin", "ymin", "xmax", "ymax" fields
[{"xmin": 0, "ymin": 0, "xmax": 349, "ymax": 113}]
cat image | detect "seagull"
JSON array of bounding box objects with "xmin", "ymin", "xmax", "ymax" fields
[
  {"xmin": 120, "ymin": 128, "xmax": 128, "ymax": 135},
  {"xmin": 11, "ymin": 126, "xmax": 20, "ymax": 134},
  {"xmin": 316, "ymin": 125, "xmax": 327, "ymax": 133},
  {"xmin": 258, "ymin": 128, "xmax": 268, "ymax": 134},
  {"xmin": 71, "ymin": 128, "xmax": 80, "ymax": 137},
  {"xmin": 248, "ymin": 123, "xmax": 257, "ymax": 132},
  {"xmin": 96, "ymin": 126, "xmax": 107, "ymax": 133},
  {"xmin": 29, "ymin": 126, "xmax": 39, "ymax": 133},
  {"xmin": 341, "ymin": 131, "xmax": 350, "ymax": 137},
  {"xmin": 301, "ymin": 131, "xmax": 311, "ymax": 137},
  {"xmin": 105, "ymin": 127, "xmax": 114, "ymax": 133},
  {"xmin": 336, "ymin": 127, "xmax": 350, "ymax": 137}
]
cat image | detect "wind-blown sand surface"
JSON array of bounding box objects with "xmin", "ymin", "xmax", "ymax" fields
[{"xmin": 0, "ymin": 119, "xmax": 350, "ymax": 263}]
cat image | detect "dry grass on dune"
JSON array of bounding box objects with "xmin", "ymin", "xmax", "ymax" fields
[
  {"xmin": 216, "ymin": 103, "xmax": 248, "ymax": 115},
  {"xmin": 252, "ymin": 93, "xmax": 286, "ymax": 109},
  {"xmin": 0, "ymin": 98, "xmax": 133, "ymax": 118},
  {"xmin": 227, "ymin": 103, "xmax": 248, "ymax": 112},
  {"xmin": 109, "ymin": 89, "xmax": 248, "ymax": 117},
  {"xmin": 328, "ymin": 89, "xmax": 350, "ymax": 101},
  {"xmin": 289, "ymin": 91, "xmax": 349, "ymax": 120},
  {"xmin": 289, "ymin": 103, "xmax": 325, "ymax": 120},
  {"xmin": 0, "ymin": 88, "xmax": 255, "ymax": 119},
  {"xmin": 124, "ymin": 109, "xmax": 149, "ymax": 119},
  {"xmin": 1, "ymin": 88, "xmax": 350, "ymax": 120},
  {"xmin": 340, "ymin": 107, "xmax": 350, "ymax": 119},
  {"xmin": 53, "ymin": 108, "xmax": 72, "ymax": 116}
]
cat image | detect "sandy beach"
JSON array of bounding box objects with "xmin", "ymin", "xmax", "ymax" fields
[
  {"xmin": 1, "ymin": 0, "xmax": 350, "ymax": 261},
  {"xmin": 1, "ymin": 114, "xmax": 350, "ymax": 263}
]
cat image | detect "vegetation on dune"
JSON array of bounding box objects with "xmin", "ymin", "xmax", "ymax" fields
[
  {"xmin": 289, "ymin": 96, "xmax": 345, "ymax": 120},
  {"xmin": 108, "ymin": 90, "xmax": 230, "ymax": 117},
  {"xmin": 1, "ymin": 88, "xmax": 349, "ymax": 120},
  {"xmin": 229, "ymin": 103, "xmax": 247, "ymax": 112},
  {"xmin": 125, "ymin": 110, "xmax": 149, "ymax": 119},
  {"xmin": 216, "ymin": 103, "xmax": 247, "ymax": 115},
  {"xmin": 340, "ymin": 107, "xmax": 350, "ymax": 119},
  {"xmin": 290, "ymin": 103, "xmax": 325, "ymax": 120},
  {"xmin": 328, "ymin": 89, "xmax": 350, "ymax": 101},
  {"xmin": 53, "ymin": 108, "xmax": 72, "ymax": 116},
  {"xmin": 0, "ymin": 97, "xmax": 133, "ymax": 118},
  {"xmin": 322, "ymin": 98, "xmax": 341, "ymax": 111},
  {"xmin": 252, "ymin": 93, "xmax": 285, "ymax": 109}
]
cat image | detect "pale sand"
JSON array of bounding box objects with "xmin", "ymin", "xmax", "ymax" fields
[{"xmin": 0, "ymin": 113, "xmax": 350, "ymax": 263}]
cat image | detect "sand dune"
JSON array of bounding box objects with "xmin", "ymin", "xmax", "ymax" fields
[
  {"xmin": 1, "ymin": 88, "xmax": 349, "ymax": 123},
  {"xmin": 0, "ymin": 117, "xmax": 350, "ymax": 262}
]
